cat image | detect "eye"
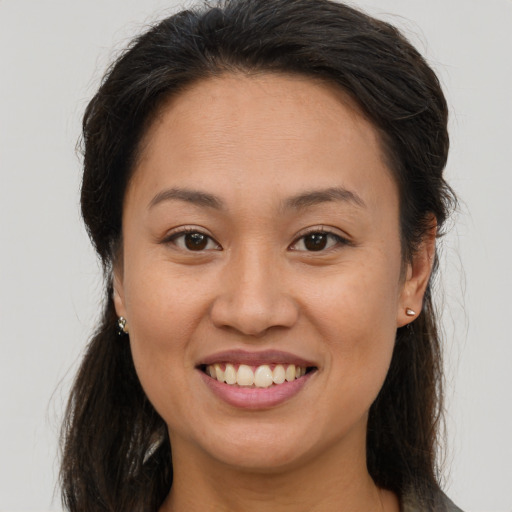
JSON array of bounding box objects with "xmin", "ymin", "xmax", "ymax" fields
[
  {"xmin": 290, "ymin": 231, "xmax": 348, "ymax": 252},
  {"xmin": 166, "ymin": 229, "xmax": 221, "ymax": 251}
]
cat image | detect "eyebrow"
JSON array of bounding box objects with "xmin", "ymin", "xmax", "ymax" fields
[
  {"xmin": 284, "ymin": 187, "xmax": 366, "ymax": 210},
  {"xmin": 148, "ymin": 187, "xmax": 225, "ymax": 210},
  {"xmin": 148, "ymin": 185, "xmax": 365, "ymax": 212}
]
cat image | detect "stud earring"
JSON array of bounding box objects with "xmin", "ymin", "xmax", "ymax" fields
[
  {"xmin": 117, "ymin": 316, "xmax": 129, "ymax": 335},
  {"xmin": 405, "ymin": 308, "xmax": 416, "ymax": 317}
]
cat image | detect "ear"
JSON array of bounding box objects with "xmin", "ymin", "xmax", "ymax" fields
[
  {"xmin": 397, "ymin": 221, "xmax": 437, "ymax": 328},
  {"xmin": 112, "ymin": 264, "xmax": 128, "ymax": 320}
]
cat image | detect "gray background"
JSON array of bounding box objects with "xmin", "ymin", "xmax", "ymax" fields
[{"xmin": 1, "ymin": 0, "xmax": 511, "ymax": 510}]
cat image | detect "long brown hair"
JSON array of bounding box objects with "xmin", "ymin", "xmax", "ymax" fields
[{"xmin": 61, "ymin": 1, "xmax": 456, "ymax": 510}]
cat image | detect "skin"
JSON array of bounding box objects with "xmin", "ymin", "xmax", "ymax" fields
[{"xmin": 113, "ymin": 73, "xmax": 435, "ymax": 512}]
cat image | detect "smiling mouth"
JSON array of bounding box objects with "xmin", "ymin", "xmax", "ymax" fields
[{"xmin": 201, "ymin": 363, "xmax": 316, "ymax": 388}]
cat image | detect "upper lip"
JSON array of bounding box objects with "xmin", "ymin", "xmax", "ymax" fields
[{"xmin": 198, "ymin": 349, "xmax": 317, "ymax": 368}]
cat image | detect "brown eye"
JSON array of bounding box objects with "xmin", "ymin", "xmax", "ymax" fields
[
  {"xmin": 168, "ymin": 230, "xmax": 221, "ymax": 251},
  {"xmin": 185, "ymin": 232, "xmax": 208, "ymax": 250},
  {"xmin": 304, "ymin": 233, "xmax": 328, "ymax": 251},
  {"xmin": 290, "ymin": 231, "xmax": 348, "ymax": 252}
]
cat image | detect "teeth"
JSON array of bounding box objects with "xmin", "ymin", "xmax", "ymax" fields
[
  {"xmin": 205, "ymin": 363, "xmax": 308, "ymax": 387},
  {"xmin": 254, "ymin": 365, "xmax": 273, "ymax": 388},
  {"xmin": 224, "ymin": 363, "xmax": 237, "ymax": 385},
  {"xmin": 237, "ymin": 364, "xmax": 254, "ymax": 386},
  {"xmin": 272, "ymin": 364, "xmax": 286, "ymax": 384},
  {"xmin": 285, "ymin": 364, "xmax": 296, "ymax": 382},
  {"xmin": 214, "ymin": 363, "xmax": 225, "ymax": 383}
]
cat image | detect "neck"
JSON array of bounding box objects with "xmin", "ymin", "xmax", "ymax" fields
[{"xmin": 159, "ymin": 425, "xmax": 398, "ymax": 512}]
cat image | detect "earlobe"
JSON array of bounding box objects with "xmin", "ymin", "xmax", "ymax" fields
[
  {"xmin": 112, "ymin": 269, "xmax": 127, "ymax": 319},
  {"xmin": 397, "ymin": 222, "xmax": 437, "ymax": 328}
]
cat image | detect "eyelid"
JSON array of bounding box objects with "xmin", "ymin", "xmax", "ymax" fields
[
  {"xmin": 289, "ymin": 226, "xmax": 353, "ymax": 251},
  {"xmin": 161, "ymin": 226, "xmax": 222, "ymax": 250}
]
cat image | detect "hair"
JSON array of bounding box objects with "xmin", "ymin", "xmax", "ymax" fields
[{"xmin": 61, "ymin": 0, "xmax": 456, "ymax": 510}]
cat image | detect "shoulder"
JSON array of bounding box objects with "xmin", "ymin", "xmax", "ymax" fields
[{"xmin": 401, "ymin": 486, "xmax": 464, "ymax": 512}]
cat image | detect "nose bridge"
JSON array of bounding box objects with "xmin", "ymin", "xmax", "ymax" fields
[
  {"xmin": 211, "ymin": 242, "xmax": 298, "ymax": 335},
  {"xmin": 236, "ymin": 244, "xmax": 276, "ymax": 303}
]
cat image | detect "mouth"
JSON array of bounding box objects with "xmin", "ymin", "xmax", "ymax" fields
[
  {"xmin": 196, "ymin": 350, "xmax": 318, "ymax": 409},
  {"xmin": 200, "ymin": 362, "xmax": 316, "ymax": 388}
]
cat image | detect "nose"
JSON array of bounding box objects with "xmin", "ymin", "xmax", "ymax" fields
[{"xmin": 210, "ymin": 247, "xmax": 299, "ymax": 337}]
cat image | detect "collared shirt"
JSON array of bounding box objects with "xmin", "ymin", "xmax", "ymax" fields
[{"xmin": 401, "ymin": 488, "xmax": 463, "ymax": 512}]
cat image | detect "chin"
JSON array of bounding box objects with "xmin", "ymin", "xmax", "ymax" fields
[
  {"xmin": 182, "ymin": 420, "xmax": 319, "ymax": 472},
  {"xmin": 213, "ymin": 444, "xmax": 309, "ymax": 473}
]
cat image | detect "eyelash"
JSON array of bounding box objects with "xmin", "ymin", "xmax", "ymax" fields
[
  {"xmin": 163, "ymin": 227, "xmax": 221, "ymax": 251},
  {"xmin": 162, "ymin": 227, "xmax": 351, "ymax": 252},
  {"xmin": 289, "ymin": 228, "xmax": 351, "ymax": 252}
]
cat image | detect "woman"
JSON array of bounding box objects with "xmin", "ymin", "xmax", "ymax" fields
[{"xmin": 60, "ymin": 0, "xmax": 462, "ymax": 510}]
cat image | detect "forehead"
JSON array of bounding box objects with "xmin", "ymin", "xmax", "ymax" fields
[
  {"xmin": 140, "ymin": 72, "xmax": 377, "ymax": 159},
  {"xmin": 129, "ymin": 73, "xmax": 397, "ymax": 216}
]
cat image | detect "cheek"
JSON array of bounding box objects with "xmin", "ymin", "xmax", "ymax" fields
[
  {"xmin": 302, "ymin": 251, "xmax": 400, "ymax": 334},
  {"xmin": 301, "ymin": 254, "xmax": 401, "ymax": 396},
  {"xmin": 121, "ymin": 261, "xmax": 211, "ymax": 404},
  {"xmin": 124, "ymin": 254, "xmax": 210, "ymax": 336}
]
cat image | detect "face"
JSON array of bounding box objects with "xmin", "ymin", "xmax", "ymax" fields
[{"xmin": 114, "ymin": 74, "xmax": 430, "ymax": 473}]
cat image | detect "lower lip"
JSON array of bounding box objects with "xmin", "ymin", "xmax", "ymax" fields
[{"xmin": 199, "ymin": 370, "xmax": 315, "ymax": 410}]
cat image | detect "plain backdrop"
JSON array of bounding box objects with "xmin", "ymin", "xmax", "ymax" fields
[{"xmin": 1, "ymin": 1, "xmax": 511, "ymax": 510}]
